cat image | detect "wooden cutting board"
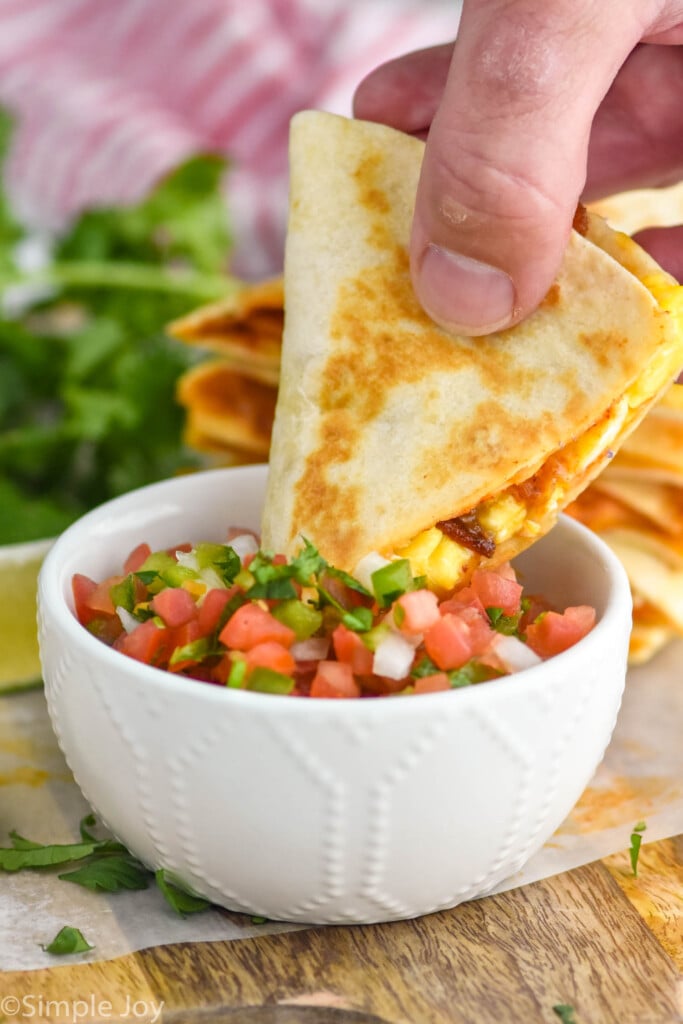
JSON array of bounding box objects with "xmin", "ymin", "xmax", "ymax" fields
[{"xmin": 2, "ymin": 836, "xmax": 681, "ymax": 1024}]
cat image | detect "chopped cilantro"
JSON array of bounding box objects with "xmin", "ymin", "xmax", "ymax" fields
[
  {"xmin": 412, "ymin": 656, "xmax": 441, "ymax": 679},
  {"xmin": 42, "ymin": 925, "xmax": 93, "ymax": 956},
  {"xmin": 155, "ymin": 869, "xmax": 210, "ymax": 916},
  {"xmin": 486, "ymin": 606, "xmax": 522, "ymax": 636},
  {"xmin": 1, "ymin": 811, "xmax": 214, "ymax": 918},
  {"xmin": 629, "ymin": 820, "xmax": 647, "ymax": 876},
  {"xmin": 325, "ymin": 565, "xmax": 372, "ymax": 598},
  {"xmin": 59, "ymin": 855, "xmax": 150, "ymax": 893},
  {"xmin": 552, "ymin": 1005, "xmax": 577, "ymax": 1024},
  {"xmin": 0, "ymin": 110, "xmax": 235, "ymax": 544}
]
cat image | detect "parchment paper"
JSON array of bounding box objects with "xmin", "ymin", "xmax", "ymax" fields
[{"xmin": 1, "ymin": 641, "xmax": 681, "ymax": 972}]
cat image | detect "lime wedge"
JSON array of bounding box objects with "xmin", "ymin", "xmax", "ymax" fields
[{"xmin": 0, "ymin": 539, "xmax": 53, "ymax": 693}]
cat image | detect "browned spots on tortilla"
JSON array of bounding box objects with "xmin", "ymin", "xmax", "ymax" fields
[
  {"xmin": 353, "ymin": 154, "xmax": 392, "ymax": 250},
  {"xmin": 576, "ymin": 330, "xmax": 630, "ymax": 373},
  {"xmin": 541, "ymin": 282, "xmax": 561, "ymax": 308}
]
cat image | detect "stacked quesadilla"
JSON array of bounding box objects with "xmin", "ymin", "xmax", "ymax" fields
[
  {"xmin": 170, "ymin": 278, "xmax": 283, "ymax": 463},
  {"xmin": 260, "ymin": 111, "xmax": 683, "ymax": 592},
  {"xmin": 567, "ymin": 385, "xmax": 683, "ymax": 662}
]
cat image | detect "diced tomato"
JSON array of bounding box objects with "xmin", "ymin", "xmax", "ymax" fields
[
  {"xmin": 394, "ymin": 589, "xmax": 440, "ymax": 635},
  {"xmin": 115, "ymin": 620, "xmax": 174, "ymax": 666},
  {"xmin": 495, "ymin": 561, "xmax": 517, "ymax": 581},
  {"xmin": 424, "ymin": 614, "xmax": 473, "ymax": 670},
  {"xmin": 471, "ymin": 569, "xmax": 523, "ymax": 616},
  {"xmin": 172, "ymin": 619, "xmax": 203, "ymax": 649},
  {"xmin": 72, "ymin": 573, "xmax": 99, "ymax": 624},
  {"xmin": 525, "ymin": 606, "xmax": 596, "ymax": 658},
  {"xmin": 519, "ymin": 595, "xmax": 550, "ymax": 632},
  {"xmin": 332, "ymin": 624, "xmax": 374, "ymax": 675},
  {"xmin": 88, "ymin": 575, "xmax": 124, "ymax": 617},
  {"xmin": 219, "ymin": 602, "xmax": 296, "ymax": 650},
  {"xmin": 86, "ymin": 616, "xmax": 123, "ymax": 645},
  {"xmin": 452, "ymin": 604, "xmax": 495, "ymax": 656},
  {"xmin": 124, "ymin": 542, "xmax": 152, "ymax": 575},
  {"xmin": 440, "ymin": 586, "xmax": 487, "ymax": 618},
  {"xmin": 414, "ymin": 672, "xmax": 451, "ymax": 694},
  {"xmin": 197, "ymin": 587, "xmax": 239, "ymax": 634},
  {"xmin": 167, "ymin": 620, "xmax": 204, "ymax": 672},
  {"xmin": 246, "ymin": 641, "xmax": 296, "ymax": 676},
  {"xmin": 310, "ymin": 661, "xmax": 360, "ymax": 698},
  {"xmin": 151, "ymin": 587, "xmax": 198, "ymax": 628}
]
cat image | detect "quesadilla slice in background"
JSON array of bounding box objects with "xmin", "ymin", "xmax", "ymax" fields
[
  {"xmin": 261, "ymin": 111, "xmax": 683, "ymax": 589},
  {"xmin": 567, "ymin": 382, "xmax": 683, "ymax": 661},
  {"xmin": 177, "ymin": 361, "xmax": 276, "ymax": 460},
  {"xmin": 169, "ymin": 278, "xmax": 283, "ymax": 386}
]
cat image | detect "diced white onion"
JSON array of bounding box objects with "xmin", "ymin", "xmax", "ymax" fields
[
  {"xmin": 353, "ymin": 552, "xmax": 391, "ymax": 591},
  {"xmin": 116, "ymin": 606, "xmax": 140, "ymax": 634},
  {"xmin": 291, "ymin": 637, "xmax": 330, "ymax": 661},
  {"xmin": 199, "ymin": 567, "xmax": 226, "ymax": 591},
  {"xmin": 229, "ymin": 534, "xmax": 260, "ymax": 560},
  {"xmin": 175, "ymin": 550, "xmax": 199, "ymax": 571},
  {"xmin": 372, "ymin": 631, "xmax": 416, "ymax": 680},
  {"xmin": 492, "ymin": 633, "xmax": 542, "ymax": 673}
]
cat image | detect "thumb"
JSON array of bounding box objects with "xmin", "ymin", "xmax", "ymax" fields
[{"xmin": 411, "ymin": 0, "xmax": 650, "ymax": 335}]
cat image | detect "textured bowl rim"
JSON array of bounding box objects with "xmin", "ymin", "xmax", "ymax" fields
[{"xmin": 38, "ymin": 465, "xmax": 632, "ymax": 716}]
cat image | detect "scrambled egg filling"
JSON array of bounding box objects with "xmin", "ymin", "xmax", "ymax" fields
[{"xmin": 396, "ymin": 273, "xmax": 683, "ymax": 591}]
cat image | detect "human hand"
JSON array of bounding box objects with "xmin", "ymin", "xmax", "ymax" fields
[{"xmin": 354, "ymin": 2, "xmax": 683, "ymax": 335}]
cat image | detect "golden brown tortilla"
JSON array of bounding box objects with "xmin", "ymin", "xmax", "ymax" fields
[{"xmin": 260, "ymin": 112, "xmax": 683, "ymax": 583}]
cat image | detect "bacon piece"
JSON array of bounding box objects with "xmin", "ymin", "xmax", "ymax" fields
[{"xmin": 436, "ymin": 511, "xmax": 496, "ymax": 557}]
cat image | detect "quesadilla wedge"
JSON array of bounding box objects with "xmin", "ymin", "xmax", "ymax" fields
[
  {"xmin": 261, "ymin": 112, "xmax": 683, "ymax": 589},
  {"xmin": 177, "ymin": 361, "xmax": 276, "ymax": 458},
  {"xmin": 169, "ymin": 278, "xmax": 283, "ymax": 386}
]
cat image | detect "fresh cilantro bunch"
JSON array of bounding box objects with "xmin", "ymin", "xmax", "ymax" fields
[{"xmin": 0, "ymin": 109, "xmax": 235, "ymax": 543}]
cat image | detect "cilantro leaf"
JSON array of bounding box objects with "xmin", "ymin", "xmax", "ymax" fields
[
  {"xmin": 325, "ymin": 565, "xmax": 372, "ymax": 598},
  {"xmin": 0, "ymin": 839, "xmax": 100, "ymax": 871},
  {"xmin": 79, "ymin": 814, "xmax": 98, "ymax": 842},
  {"xmin": 552, "ymin": 1005, "xmax": 577, "ymax": 1024},
  {"xmin": 59, "ymin": 854, "xmax": 150, "ymax": 893},
  {"xmin": 629, "ymin": 820, "xmax": 647, "ymax": 876},
  {"xmin": 291, "ymin": 538, "xmax": 326, "ymax": 585},
  {"xmin": 0, "ymin": 109, "xmax": 236, "ymax": 546},
  {"xmin": 155, "ymin": 869, "xmax": 210, "ymax": 916},
  {"xmin": 486, "ymin": 606, "xmax": 522, "ymax": 637},
  {"xmin": 246, "ymin": 555, "xmax": 299, "ymax": 600},
  {"xmin": 42, "ymin": 925, "xmax": 93, "ymax": 956}
]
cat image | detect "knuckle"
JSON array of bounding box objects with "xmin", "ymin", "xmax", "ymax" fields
[{"xmin": 426, "ymin": 129, "xmax": 567, "ymax": 237}]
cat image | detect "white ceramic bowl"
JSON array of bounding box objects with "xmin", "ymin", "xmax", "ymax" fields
[{"xmin": 38, "ymin": 465, "xmax": 632, "ymax": 924}]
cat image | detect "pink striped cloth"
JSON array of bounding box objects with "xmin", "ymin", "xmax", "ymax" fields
[{"xmin": 0, "ymin": 0, "xmax": 458, "ymax": 277}]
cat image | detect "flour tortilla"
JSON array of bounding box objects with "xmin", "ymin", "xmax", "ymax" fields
[{"xmin": 262, "ymin": 111, "xmax": 683, "ymax": 572}]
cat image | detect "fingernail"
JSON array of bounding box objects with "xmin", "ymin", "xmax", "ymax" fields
[{"xmin": 416, "ymin": 244, "xmax": 515, "ymax": 335}]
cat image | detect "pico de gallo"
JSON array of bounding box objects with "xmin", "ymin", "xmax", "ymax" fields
[{"xmin": 72, "ymin": 532, "xmax": 597, "ymax": 698}]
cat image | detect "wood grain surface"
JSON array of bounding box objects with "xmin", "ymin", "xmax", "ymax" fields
[{"xmin": 2, "ymin": 838, "xmax": 682, "ymax": 1024}]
